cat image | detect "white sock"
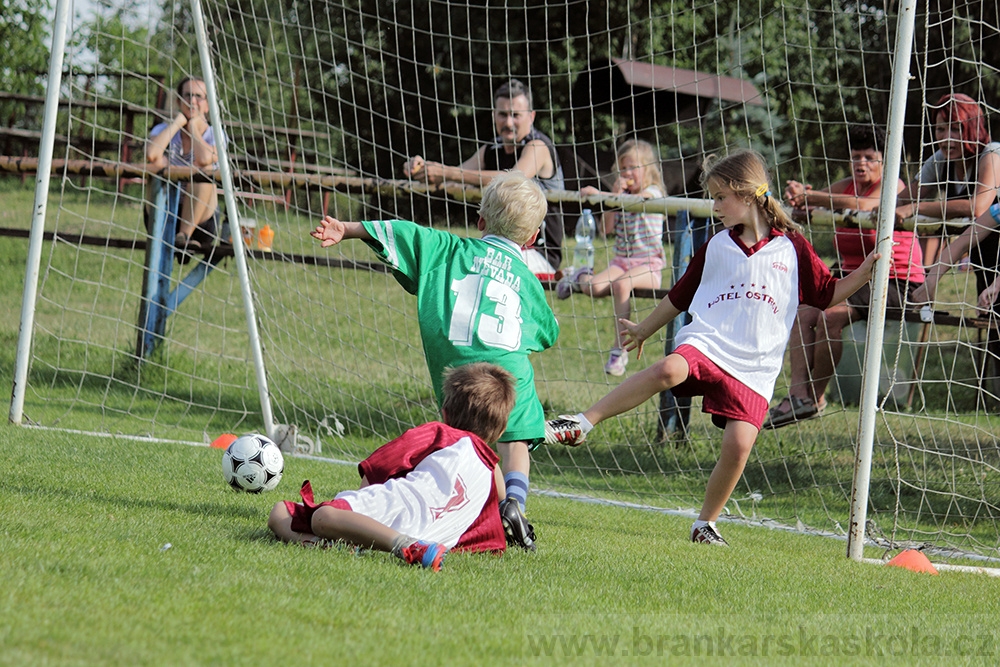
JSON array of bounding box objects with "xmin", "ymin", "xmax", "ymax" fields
[
  {"xmin": 390, "ymin": 534, "xmax": 417, "ymax": 558},
  {"xmin": 576, "ymin": 413, "xmax": 594, "ymax": 434}
]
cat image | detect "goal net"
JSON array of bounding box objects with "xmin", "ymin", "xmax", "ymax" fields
[{"xmin": 7, "ymin": 0, "xmax": 1000, "ymax": 562}]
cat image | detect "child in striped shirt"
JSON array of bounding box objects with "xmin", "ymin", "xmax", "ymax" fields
[{"xmin": 560, "ymin": 139, "xmax": 667, "ymax": 376}]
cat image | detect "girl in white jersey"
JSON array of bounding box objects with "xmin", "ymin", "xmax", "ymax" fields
[{"xmin": 545, "ymin": 149, "xmax": 879, "ymax": 546}]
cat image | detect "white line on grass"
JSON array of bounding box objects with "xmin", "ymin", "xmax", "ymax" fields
[{"xmin": 22, "ymin": 424, "xmax": 1000, "ymax": 572}]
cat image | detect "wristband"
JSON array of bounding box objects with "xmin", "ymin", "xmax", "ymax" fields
[{"xmin": 989, "ymin": 202, "xmax": 1000, "ymax": 225}]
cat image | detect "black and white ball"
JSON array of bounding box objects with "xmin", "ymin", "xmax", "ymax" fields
[{"xmin": 222, "ymin": 434, "xmax": 283, "ymax": 493}]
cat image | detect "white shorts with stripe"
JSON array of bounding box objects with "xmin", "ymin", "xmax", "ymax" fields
[{"xmin": 335, "ymin": 436, "xmax": 492, "ymax": 548}]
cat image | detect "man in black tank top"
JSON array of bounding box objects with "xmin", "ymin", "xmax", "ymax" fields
[{"xmin": 404, "ymin": 79, "xmax": 565, "ymax": 272}]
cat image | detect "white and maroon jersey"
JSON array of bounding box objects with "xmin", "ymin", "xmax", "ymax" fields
[
  {"xmin": 336, "ymin": 421, "xmax": 506, "ymax": 553},
  {"xmin": 669, "ymin": 228, "xmax": 837, "ymax": 401}
]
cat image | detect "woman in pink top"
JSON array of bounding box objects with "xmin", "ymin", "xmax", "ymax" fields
[{"xmin": 766, "ymin": 125, "xmax": 925, "ymax": 428}]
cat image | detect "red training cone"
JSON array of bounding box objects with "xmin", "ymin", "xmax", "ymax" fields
[
  {"xmin": 210, "ymin": 433, "xmax": 238, "ymax": 449},
  {"xmin": 886, "ymin": 549, "xmax": 939, "ymax": 575}
]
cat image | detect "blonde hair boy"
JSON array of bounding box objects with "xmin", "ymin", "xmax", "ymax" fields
[{"xmin": 479, "ymin": 171, "xmax": 548, "ymax": 246}]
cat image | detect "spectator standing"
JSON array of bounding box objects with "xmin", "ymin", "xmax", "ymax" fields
[{"xmin": 894, "ymin": 94, "xmax": 1000, "ymax": 273}]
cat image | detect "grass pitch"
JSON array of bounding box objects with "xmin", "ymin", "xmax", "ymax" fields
[
  {"xmin": 3, "ymin": 182, "xmax": 1000, "ymax": 664},
  {"xmin": 2, "ymin": 426, "xmax": 1000, "ymax": 666}
]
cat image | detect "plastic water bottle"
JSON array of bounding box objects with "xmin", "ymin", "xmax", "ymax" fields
[{"xmin": 573, "ymin": 209, "xmax": 596, "ymax": 272}]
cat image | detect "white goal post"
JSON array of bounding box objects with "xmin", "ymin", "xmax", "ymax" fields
[{"xmin": 6, "ymin": 0, "xmax": 1000, "ymax": 566}]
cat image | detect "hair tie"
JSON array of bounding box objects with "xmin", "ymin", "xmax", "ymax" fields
[{"xmin": 754, "ymin": 183, "xmax": 769, "ymax": 198}]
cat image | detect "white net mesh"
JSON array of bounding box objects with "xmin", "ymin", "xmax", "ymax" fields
[{"xmin": 6, "ymin": 0, "xmax": 1000, "ymax": 561}]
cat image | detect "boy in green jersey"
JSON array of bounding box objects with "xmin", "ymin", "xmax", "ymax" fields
[{"xmin": 311, "ymin": 171, "xmax": 559, "ymax": 550}]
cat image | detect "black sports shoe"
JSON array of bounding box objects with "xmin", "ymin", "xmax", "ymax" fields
[
  {"xmin": 691, "ymin": 523, "xmax": 729, "ymax": 547},
  {"xmin": 499, "ymin": 497, "xmax": 536, "ymax": 552}
]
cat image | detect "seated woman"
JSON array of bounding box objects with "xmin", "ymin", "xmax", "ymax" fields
[
  {"xmin": 765, "ymin": 125, "xmax": 924, "ymax": 428},
  {"xmin": 894, "ymin": 93, "xmax": 1000, "ymax": 272},
  {"xmin": 905, "ymin": 92, "xmax": 1000, "ymax": 333},
  {"xmin": 146, "ymin": 76, "xmax": 223, "ymax": 253},
  {"xmin": 913, "ymin": 201, "xmax": 1000, "ymax": 315}
]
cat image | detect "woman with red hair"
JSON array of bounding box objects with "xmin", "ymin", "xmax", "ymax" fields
[
  {"xmin": 909, "ymin": 94, "xmax": 1000, "ymax": 323},
  {"xmin": 895, "ymin": 93, "xmax": 1000, "ymax": 270}
]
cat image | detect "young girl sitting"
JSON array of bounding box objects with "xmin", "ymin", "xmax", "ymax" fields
[
  {"xmin": 558, "ymin": 139, "xmax": 667, "ymax": 376},
  {"xmin": 545, "ymin": 149, "xmax": 880, "ymax": 546}
]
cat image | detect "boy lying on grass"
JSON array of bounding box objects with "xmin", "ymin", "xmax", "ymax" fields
[{"xmin": 268, "ymin": 362, "xmax": 516, "ymax": 571}]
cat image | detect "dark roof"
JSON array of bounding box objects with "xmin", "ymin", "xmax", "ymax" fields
[
  {"xmin": 575, "ymin": 59, "xmax": 764, "ymax": 126},
  {"xmin": 610, "ymin": 58, "xmax": 764, "ymax": 106}
]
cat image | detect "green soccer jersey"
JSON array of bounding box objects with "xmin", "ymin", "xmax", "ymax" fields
[{"xmin": 361, "ymin": 220, "xmax": 559, "ymax": 443}]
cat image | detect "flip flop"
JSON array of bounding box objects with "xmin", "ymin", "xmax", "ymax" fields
[
  {"xmin": 763, "ymin": 395, "xmax": 822, "ymax": 429},
  {"xmin": 173, "ymin": 232, "xmax": 202, "ymax": 252}
]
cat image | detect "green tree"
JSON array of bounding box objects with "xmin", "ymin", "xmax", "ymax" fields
[
  {"xmin": 69, "ymin": 0, "xmax": 996, "ymax": 207},
  {"xmin": 0, "ymin": 0, "xmax": 52, "ymax": 130},
  {"xmin": 1, "ymin": 0, "xmax": 51, "ymax": 95}
]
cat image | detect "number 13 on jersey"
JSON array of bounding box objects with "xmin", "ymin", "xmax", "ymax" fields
[{"xmin": 448, "ymin": 274, "xmax": 523, "ymax": 351}]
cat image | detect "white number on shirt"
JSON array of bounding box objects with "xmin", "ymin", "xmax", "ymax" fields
[{"xmin": 449, "ymin": 274, "xmax": 523, "ymax": 351}]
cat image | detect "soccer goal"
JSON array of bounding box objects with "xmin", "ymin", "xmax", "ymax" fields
[{"xmin": 7, "ymin": 0, "xmax": 1000, "ymax": 565}]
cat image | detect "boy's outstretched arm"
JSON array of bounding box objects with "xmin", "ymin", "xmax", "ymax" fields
[
  {"xmin": 619, "ymin": 296, "xmax": 682, "ymax": 359},
  {"xmin": 311, "ymin": 216, "xmax": 374, "ymax": 247},
  {"xmin": 829, "ymin": 250, "xmax": 882, "ymax": 307}
]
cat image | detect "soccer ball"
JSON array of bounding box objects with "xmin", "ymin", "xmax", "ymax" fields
[{"xmin": 222, "ymin": 434, "xmax": 284, "ymax": 493}]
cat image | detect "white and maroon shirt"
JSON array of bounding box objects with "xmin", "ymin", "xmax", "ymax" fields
[
  {"xmin": 669, "ymin": 228, "xmax": 838, "ymax": 401},
  {"xmin": 336, "ymin": 421, "xmax": 506, "ymax": 553}
]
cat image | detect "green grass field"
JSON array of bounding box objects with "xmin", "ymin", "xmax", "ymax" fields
[
  {"xmin": 2, "ymin": 427, "xmax": 1000, "ymax": 666},
  {"xmin": 3, "ymin": 182, "xmax": 1000, "ymax": 665}
]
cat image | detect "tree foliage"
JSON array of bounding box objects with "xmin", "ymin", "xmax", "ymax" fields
[
  {"xmin": 0, "ymin": 0, "xmax": 52, "ymax": 128},
  {"xmin": 56, "ymin": 0, "xmax": 999, "ymax": 197},
  {"xmin": 1, "ymin": 0, "xmax": 51, "ymax": 95},
  {"xmin": 213, "ymin": 0, "xmax": 899, "ymax": 187}
]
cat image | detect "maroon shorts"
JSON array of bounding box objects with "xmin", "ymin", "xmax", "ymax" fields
[
  {"xmin": 283, "ymin": 480, "xmax": 352, "ymax": 534},
  {"xmin": 669, "ymin": 345, "xmax": 769, "ymax": 430}
]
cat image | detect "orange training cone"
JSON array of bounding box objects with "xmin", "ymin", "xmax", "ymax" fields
[
  {"xmin": 211, "ymin": 433, "xmax": 238, "ymax": 449},
  {"xmin": 886, "ymin": 549, "xmax": 939, "ymax": 575}
]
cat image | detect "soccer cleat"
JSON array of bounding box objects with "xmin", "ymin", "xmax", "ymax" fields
[
  {"xmin": 604, "ymin": 348, "xmax": 628, "ymax": 376},
  {"xmin": 544, "ymin": 414, "xmax": 586, "ymax": 446},
  {"xmin": 499, "ymin": 497, "xmax": 537, "ymax": 552},
  {"xmin": 400, "ymin": 540, "xmax": 448, "ymax": 571},
  {"xmin": 691, "ymin": 523, "xmax": 729, "ymax": 547}
]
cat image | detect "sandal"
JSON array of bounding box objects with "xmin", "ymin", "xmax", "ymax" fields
[
  {"xmin": 173, "ymin": 232, "xmax": 202, "ymax": 252},
  {"xmin": 762, "ymin": 395, "xmax": 823, "ymax": 430}
]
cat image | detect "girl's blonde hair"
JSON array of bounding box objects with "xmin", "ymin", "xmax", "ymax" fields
[
  {"xmin": 617, "ymin": 139, "xmax": 665, "ymax": 193},
  {"xmin": 700, "ymin": 149, "xmax": 798, "ymax": 234}
]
